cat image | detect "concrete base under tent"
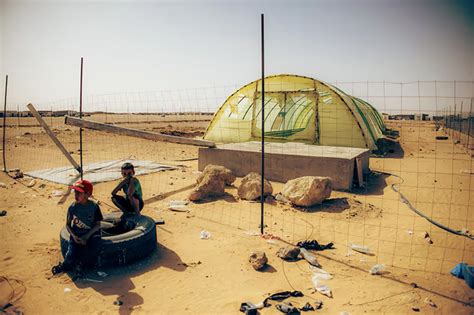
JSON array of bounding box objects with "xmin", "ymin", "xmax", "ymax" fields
[{"xmin": 198, "ymin": 142, "xmax": 370, "ymax": 191}]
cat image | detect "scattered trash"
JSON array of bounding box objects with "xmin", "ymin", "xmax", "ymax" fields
[
  {"xmin": 424, "ymin": 297, "xmax": 437, "ymax": 307},
  {"xmin": 411, "ymin": 307, "xmax": 420, "ymax": 312},
  {"xmin": 249, "ymin": 251, "xmax": 268, "ymax": 271},
  {"xmin": 26, "ymin": 179, "xmax": 36, "ymax": 188},
  {"xmin": 169, "ymin": 200, "xmax": 189, "ymax": 212},
  {"xmin": 350, "ymin": 243, "xmax": 373, "ymax": 255},
  {"xmin": 297, "ymin": 240, "xmax": 334, "ymax": 251},
  {"xmin": 424, "ymin": 232, "xmax": 433, "ymax": 244},
  {"xmin": 410, "ymin": 282, "xmax": 418, "ymax": 288},
  {"xmin": 265, "ymin": 290, "xmax": 303, "ymax": 302},
  {"xmin": 299, "ymin": 248, "xmax": 320, "ymax": 267},
  {"xmin": 313, "ymin": 300, "xmax": 323, "ymax": 310},
  {"xmin": 266, "ymin": 239, "xmax": 278, "ymax": 245},
  {"xmin": 113, "ymin": 299, "xmax": 123, "ymax": 306},
  {"xmin": 239, "ymin": 301, "xmax": 264, "ymax": 315},
  {"xmin": 12, "ymin": 170, "xmax": 24, "ymax": 179},
  {"xmin": 300, "ymin": 302, "xmax": 314, "ymax": 311},
  {"xmin": 435, "ymin": 136, "xmax": 448, "ymax": 140},
  {"xmin": 314, "ymin": 283, "xmax": 332, "ymax": 298},
  {"xmin": 0, "ymin": 210, "xmax": 7, "ymax": 217},
  {"xmin": 63, "ymin": 288, "xmax": 71, "ymax": 293},
  {"xmin": 312, "ymin": 273, "xmax": 332, "ymax": 285},
  {"xmin": 200, "ymin": 230, "xmax": 211, "ymax": 239},
  {"xmin": 460, "ymin": 228, "xmax": 472, "ymax": 237},
  {"xmin": 52, "ymin": 190, "xmax": 65, "ymax": 197},
  {"xmin": 0, "ymin": 182, "xmax": 6, "ymax": 188},
  {"xmin": 460, "ymin": 169, "xmax": 474, "ymax": 175},
  {"xmin": 38, "ymin": 183, "xmax": 46, "ymax": 189},
  {"xmin": 406, "ymin": 230, "xmax": 414, "ymax": 235},
  {"xmin": 97, "ymin": 271, "xmax": 108, "ymax": 277},
  {"xmin": 450, "ymin": 263, "xmax": 474, "ymax": 288},
  {"xmin": 275, "ymin": 302, "xmax": 300, "ymax": 314},
  {"xmin": 340, "ymin": 312, "xmax": 351, "ymax": 315},
  {"xmin": 155, "ymin": 220, "xmax": 165, "ymax": 225},
  {"xmin": 277, "ymin": 246, "xmax": 300, "ymax": 261},
  {"xmin": 369, "ymin": 264, "xmax": 385, "ymax": 275}
]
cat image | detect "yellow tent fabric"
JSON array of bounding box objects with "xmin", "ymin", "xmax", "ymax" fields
[{"xmin": 204, "ymin": 74, "xmax": 386, "ymax": 150}]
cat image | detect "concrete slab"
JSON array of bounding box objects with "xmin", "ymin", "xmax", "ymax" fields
[{"xmin": 198, "ymin": 142, "xmax": 370, "ymax": 191}]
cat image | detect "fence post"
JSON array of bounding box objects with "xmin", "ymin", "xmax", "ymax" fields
[
  {"xmin": 467, "ymin": 99, "xmax": 473, "ymax": 150},
  {"xmin": 2, "ymin": 75, "xmax": 8, "ymax": 172}
]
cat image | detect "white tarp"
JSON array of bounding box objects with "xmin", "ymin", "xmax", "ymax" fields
[{"xmin": 26, "ymin": 159, "xmax": 178, "ymax": 185}]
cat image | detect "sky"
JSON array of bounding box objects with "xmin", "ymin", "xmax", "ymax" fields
[{"xmin": 0, "ymin": 0, "xmax": 473, "ymax": 111}]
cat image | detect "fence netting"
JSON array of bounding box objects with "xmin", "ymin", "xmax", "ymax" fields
[{"xmin": 2, "ymin": 80, "xmax": 473, "ymax": 274}]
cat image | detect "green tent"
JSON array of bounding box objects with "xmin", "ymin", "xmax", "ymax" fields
[{"xmin": 204, "ymin": 74, "xmax": 387, "ymax": 151}]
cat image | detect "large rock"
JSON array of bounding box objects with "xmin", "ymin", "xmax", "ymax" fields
[
  {"xmin": 281, "ymin": 176, "xmax": 332, "ymax": 207},
  {"xmin": 197, "ymin": 164, "xmax": 235, "ymax": 186},
  {"xmin": 238, "ymin": 172, "xmax": 273, "ymax": 200},
  {"xmin": 249, "ymin": 251, "xmax": 268, "ymax": 270},
  {"xmin": 188, "ymin": 165, "xmax": 235, "ymax": 201}
]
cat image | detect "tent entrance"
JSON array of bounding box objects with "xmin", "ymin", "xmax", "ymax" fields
[{"xmin": 251, "ymin": 91, "xmax": 319, "ymax": 141}]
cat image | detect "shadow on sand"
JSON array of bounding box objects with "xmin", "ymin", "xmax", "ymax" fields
[{"xmin": 74, "ymin": 243, "xmax": 185, "ymax": 315}]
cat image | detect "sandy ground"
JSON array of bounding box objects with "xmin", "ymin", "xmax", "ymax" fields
[{"xmin": 0, "ymin": 115, "xmax": 473, "ymax": 314}]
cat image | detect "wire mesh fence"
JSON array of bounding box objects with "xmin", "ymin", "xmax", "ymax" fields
[{"xmin": 2, "ymin": 79, "xmax": 473, "ymax": 274}]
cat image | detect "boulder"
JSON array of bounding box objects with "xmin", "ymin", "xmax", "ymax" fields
[
  {"xmin": 197, "ymin": 164, "xmax": 235, "ymax": 186},
  {"xmin": 238, "ymin": 172, "xmax": 273, "ymax": 200},
  {"xmin": 249, "ymin": 251, "xmax": 268, "ymax": 270},
  {"xmin": 188, "ymin": 165, "xmax": 236, "ymax": 201},
  {"xmin": 281, "ymin": 176, "xmax": 332, "ymax": 207},
  {"xmin": 188, "ymin": 171, "xmax": 226, "ymax": 201},
  {"xmin": 277, "ymin": 246, "xmax": 300, "ymax": 261}
]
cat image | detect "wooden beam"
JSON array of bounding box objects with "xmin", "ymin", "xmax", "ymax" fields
[
  {"xmin": 65, "ymin": 116, "xmax": 216, "ymax": 148},
  {"xmin": 27, "ymin": 104, "xmax": 81, "ymax": 173}
]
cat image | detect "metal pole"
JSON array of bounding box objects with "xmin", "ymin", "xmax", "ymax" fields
[
  {"xmin": 453, "ymin": 103, "xmax": 456, "ymax": 139},
  {"xmin": 260, "ymin": 13, "xmax": 265, "ymax": 235},
  {"xmin": 2, "ymin": 75, "xmax": 8, "ymax": 172},
  {"xmin": 459, "ymin": 101, "xmax": 463, "ymax": 144},
  {"xmin": 16, "ymin": 105, "xmax": 19, "ymax": 134},
  {"xmin": 79, "ymin": 57, "xmax": 84, "ymax": 179},
  {"xmin": 467, "ymin": 99, "xmax": 472, "ymax": 149}
]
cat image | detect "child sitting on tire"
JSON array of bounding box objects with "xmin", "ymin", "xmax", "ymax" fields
[
  {"xmin": 52, "ymin": 180, "xmax": 103, "ymax": 275},
  {"xmin": 111, "ymin": 162, "xmax": 144, "ymax": 216}
]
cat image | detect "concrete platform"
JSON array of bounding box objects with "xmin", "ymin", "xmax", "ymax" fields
[{"xmin": 198, "ymin": 142, "xmax": 370, "ymax": 191}]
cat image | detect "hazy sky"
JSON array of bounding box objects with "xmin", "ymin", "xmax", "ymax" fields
[{"xmin": 0, "ymin": 0, "xmax": 473, "ymax": 109}]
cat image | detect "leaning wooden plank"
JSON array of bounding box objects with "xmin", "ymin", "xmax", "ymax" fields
[
  {"xmin": 27, "ymin": 104, "xmax": 82, "ymax": 173},
  {"xmin": 65, "ymin": 116, "xmax": 216, "ymax": 148}
]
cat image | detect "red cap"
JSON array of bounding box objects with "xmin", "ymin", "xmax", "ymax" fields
[{"xmin": 71, "ymin": 179, "xmax": 93, "ymax": 195}]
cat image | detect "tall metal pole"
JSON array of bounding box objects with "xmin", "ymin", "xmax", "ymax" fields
[
  {"xmin": 459, "ymin": 101, "xmax": 463, "ymax": 144},
  {"xmin": 79, "ymin": 57, "xmax": 84, "ymax": 179},
  {"xmin": 260, "ymin": 13, "xmax": 265, "ymax": 235},
  {"xmin": 467, "ymin": 99, "xmax": 472, "ymax": 150},
  {"xmin": 2, "ymin": 75, "xmax": 8, "ymax": 172}
]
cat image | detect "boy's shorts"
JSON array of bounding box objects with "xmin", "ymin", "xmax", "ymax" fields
[{"xmin": 112, "ymin": 195, "xmax": 144, "ymax": 213}]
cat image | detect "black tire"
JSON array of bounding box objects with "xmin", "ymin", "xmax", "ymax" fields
[{"xmin": 60, "ymin": 212, "xmax": 157, "ymax": 267}]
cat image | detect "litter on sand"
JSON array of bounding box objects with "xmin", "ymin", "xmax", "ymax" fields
[
  {"xmin": 311, "ymin": 268, "xmax": 332, "ymax": 281},
  {"xmin": 169, "ymin": 200, "xmax": 189, "ymax": 212},
  {"xmin": 200, "ymin": 230, "xmax": 211, "ymax": 239},
  {"xmin": 297, "ymin": 240, "xmax": 334, "ymax": 251},
  {"xmin": 314, "ymin": 283, "xmax": 332, "ymax": 298},
  {"xmin": 299, "ymin": 248, "xmax": 320, "ymax": 267},
  {"xmin": 424, "ymin": 297, "xmax": 437, "ymax": 308},
  {"xmin": 350, "ymin": 243, "xmax": 373, "ymax": 255},
  {"xmin": 369, "ymin": 264, "xmax": 385, "ymax": 275},
  {"xmin": 51, "ymin": 190, "xmax": 65, "ymax": 197},
  {"xmin": 63, "ymin": 288, "xmax": 71, "ymax": 293}
]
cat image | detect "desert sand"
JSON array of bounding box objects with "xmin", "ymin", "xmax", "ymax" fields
[{"xmin": 0, "ymin": 115, "xmax": 473, "ymax": 314}]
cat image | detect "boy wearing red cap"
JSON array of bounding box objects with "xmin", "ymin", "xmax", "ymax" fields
[{"xmin": 52, "ymin": 179, "xmax": 103, "ymax": 275}]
